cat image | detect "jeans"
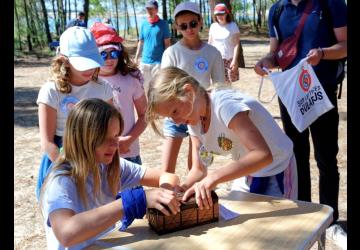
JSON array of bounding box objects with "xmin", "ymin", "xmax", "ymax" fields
[
  {"xmin": 124, "ymin": 155, "xmax": 142, "ymax": 165},
  {"xmin": 278, "ymin": 85, "xmax": 340, "ymax": 221}
]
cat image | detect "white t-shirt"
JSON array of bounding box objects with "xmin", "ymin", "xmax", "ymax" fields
[
  {"xmin": 161, "ymin": 41, "xmax": 225, "ymax": 88},
  {"xmin": 42, "ymin": 158, "xmax": 146, "ymax": 250},
  {"xmin": 37, "ymin": 80, "xmax": 113, "ymax": 136},
  {"xmin": 188, "ymin": 88, "xmax": 294, "ymax": 177},
  {"xmin": 100, "ymin": 72, "xmax": 145, "ymax": 158},
  {"xmin": 209, "ymin": 22, "xmax": 240, "ymax": 60}
]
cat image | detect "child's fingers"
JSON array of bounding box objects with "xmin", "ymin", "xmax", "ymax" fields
[
  {"xmin": 206, "ymin": 189, "xmax": 213, "ymax": 207},
  {"xmin": 154, "ymin": 203, "xmax": 170, "ymax": 216},
  {"xmin": 199, "ymin": 186, "xmax": 210, "ymax": 209},
  {"xmin": 194, "ymin": 183, "xmax": 204, "ymax": 210},
  {"xmin": 182, "ymin": 186, "xmax": 195, "ymax": 201}
]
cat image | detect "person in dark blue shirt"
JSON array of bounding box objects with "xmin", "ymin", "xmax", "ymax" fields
[
  {"xmin": 66, "ymin": 11, "xmax": 87, "ymax": 29},
  {"xmin": 254, "ymin": 0, "xmax": 347, "ymax": 248}
]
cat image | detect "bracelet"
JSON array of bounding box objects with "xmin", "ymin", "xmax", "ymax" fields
[{"xmin": 318, "ymin": 47, "xmax": 325, "ymax": 59}]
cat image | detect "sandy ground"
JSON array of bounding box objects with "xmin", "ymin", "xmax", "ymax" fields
[{"xmin": 14, "ymin": 36, "xmax": 347, "ymax": 249}]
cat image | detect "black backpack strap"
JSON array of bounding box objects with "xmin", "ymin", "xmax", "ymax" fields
[{"xmin": 272, "ymin": 0, "xmax": 285, "ymax": 43}]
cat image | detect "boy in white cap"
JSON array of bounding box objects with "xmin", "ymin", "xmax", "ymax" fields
[
  {"xmin": 35, "ymin": 26, "xmax": 113, "ymax": 200},
  {"xmin": 160, "ymin": 1, "xmax": 225, "ymax": 174}
]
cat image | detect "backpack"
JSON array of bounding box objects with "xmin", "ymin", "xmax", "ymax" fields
[{"xmin": 272, "ymin": 0, "xmax": 346, "ymax": 98}]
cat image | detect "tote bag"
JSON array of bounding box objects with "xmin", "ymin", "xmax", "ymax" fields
[{"xmin": 266, "ymin": 58, "xmax": 334, "ymax": 132}]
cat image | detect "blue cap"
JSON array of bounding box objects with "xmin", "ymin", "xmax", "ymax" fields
[
  {"xmin": 145, "ymin": 0, "xmax": 158, "ymax": 8},
  {"xmin": 59, "ymin": 26, "xmax": 104, "ymax": 71}
]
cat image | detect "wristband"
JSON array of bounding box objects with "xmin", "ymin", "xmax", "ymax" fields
[
  {"xmin": 318, "ymin": 47, "xmax": 325, "ymax": 59},
  {"xmin": 118, "ymin": 186, "xmax": 147, "ymax": 231}
]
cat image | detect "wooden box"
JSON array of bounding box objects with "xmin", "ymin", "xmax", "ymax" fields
[{"xmin": 147, "ymin": 190, "xmax": 219, "ymax": 235}]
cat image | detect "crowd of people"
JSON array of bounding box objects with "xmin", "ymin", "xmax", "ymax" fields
[{"xmin": 35, "ymin": 1, "xmax": 347, "ymax": 249}]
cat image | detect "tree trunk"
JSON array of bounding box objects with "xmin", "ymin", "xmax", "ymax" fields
[
  {"xmin": 39, "ymin": 0, "xmax": 53, "ymax": 44},
  {"xmin": 125, "ymin": 0, "xmax": 130, "ymax": 36},
  {"xmin": 74, "ymin": 0, "xmax": 77, "ymax": 17},
  {"xmin": 114, "ymin": 0, "xmax": 119, "ymax": 33},
  {"xmin": 14, "ymin": 0, "xmax": 23, "ymax": 50},
  {"xmin": 28, "ymin": 1, "xmax": 42, "ymax": 48},
  {"xmin": 130, "ymin": 0, "xmax": 139, "ymax": 38},
  {"xmin": 162, "ymin": 0, "xmax": 167, "ymax": 20},
  {"xmin": 51, "ymin": 0, "xmax": 60, "ymax": 36},
  {"xmin": 257, "ymin": 0, "xmax": 262, "ymax": 28},
  {"xmin": 64, "ymin": 0, "xmax": 67, "ymax": 25},
  {"xmin": 68, "ymin": 0, "xmax": 71, "ymax": 22},
  {"xmin": 57, "ymin": 0, "xmax": 65, "ymax": 32},
  {"xmin": 123, "ymin": 0, "xmax": 127, "ymax": 38},
  {"xmin": 252, "ymin": 0, "xmax": 259, "ymax": 33},
  {"xmin": 23, "ymin": 0, "xmax": 32, "ymax": 51},
  {"xmin": 83, "ymin": 0, "xmax": 89, "ymax": 28},
  {"xmin": 31, "ymin": 1, "xmax": 45, "ymax": 48}
]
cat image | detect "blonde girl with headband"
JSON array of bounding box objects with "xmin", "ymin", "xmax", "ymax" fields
[
  {"xmin": 146, "ymin": 66, "xmax": 298, "ymax": 210},
  {"xmin": 36, "ymin": 26, "xmax": 113, "ymax": 200},
  {"xmin": 90, "ymin": 22, "xmax": 147, "ymax": 165},
  {"xmin": 40, "ymin": 98, "xmax": 180, "ymax": 249}
]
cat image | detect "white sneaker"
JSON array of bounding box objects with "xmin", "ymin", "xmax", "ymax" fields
[{"xmin": 326, "ymin": 224, "xmax": 347, "ymax": 250}]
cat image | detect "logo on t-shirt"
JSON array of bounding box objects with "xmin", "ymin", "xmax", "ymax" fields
[
  {"xmin": 194, "ymin": 57, "xmax": 209, "ymax": 73},
  {"xmin": 199, "ymin": 144, "xmax": 214, "ymax": 166},
  {"xmin": 218, "ymin": 133, "xmax": 233, "ymax": 151},
  {"xmin": 60, "ymin": 96, "xmax": 79, "ymax": 114},
  {"xmin": 299, "ymin": 67, "xmax": 312, "ymax": 93}
]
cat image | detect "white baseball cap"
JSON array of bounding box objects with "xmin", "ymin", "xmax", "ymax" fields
[
  {"xmin": 174, "ymin": 2, "xmax": 200, "ymax": 18},
  {"xmin": 59, "ymin": 26, "xmax": 104, "ymax": 71}
]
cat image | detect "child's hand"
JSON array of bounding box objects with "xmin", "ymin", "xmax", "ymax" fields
[
  {"xmin": 182, "ymin": 177, "xmax": 215, "ymax": 210},
  {"xmin": 118, "ymin": 136, "xmax": 132, "ymax": 154},
  {"xmin": 145, "ymin": 188, "xmax": 181, "ymax": 216}
]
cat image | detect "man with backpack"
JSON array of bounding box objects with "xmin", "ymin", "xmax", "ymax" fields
[{"xmin": 254, "ymin": 0, "xmax": 347, "ymax": 248}]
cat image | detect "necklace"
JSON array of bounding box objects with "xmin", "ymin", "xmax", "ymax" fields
[{"xmin": 200, "ymin": 92, "xmax": 210, "ymax": 134}]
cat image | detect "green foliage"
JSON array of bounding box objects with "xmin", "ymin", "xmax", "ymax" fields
[{"xmin": 89, "ymin": 0, "xmax": 107, "ymax": 17}]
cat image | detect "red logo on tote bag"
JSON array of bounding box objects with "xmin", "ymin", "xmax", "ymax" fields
[{"xmin": 299, "ymin": 67, "xmax": 312, "ymax": 92}]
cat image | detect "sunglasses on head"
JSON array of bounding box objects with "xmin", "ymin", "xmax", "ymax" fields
[
  {"xmin": 100, "ymin": 50, "xmax": 121, "ymax": 61},
  {"xmin": 178, "ymin": 20, "xmax": 199, "ymax": 31}
]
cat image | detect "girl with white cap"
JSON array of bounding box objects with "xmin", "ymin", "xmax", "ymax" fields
[
  {"xmin": 36, "ymin": 26, "xmax": 113, "ymax": 200},
  {"xmin": 160, "ymin": 1, "xmax": 226, "ymax": 175},
  {"xmin": 208, "ymin": 3, "xmax": 241, "ymax": 83}
]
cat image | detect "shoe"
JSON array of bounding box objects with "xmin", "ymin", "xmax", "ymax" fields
[{"xmin": 326, "ymin": 223, "xmax": 347, "ymax": 250}]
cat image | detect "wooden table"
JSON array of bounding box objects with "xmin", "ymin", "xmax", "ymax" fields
[{"xmin": 87, "ymin": 189, "xmax": 333, "ymax": 250}]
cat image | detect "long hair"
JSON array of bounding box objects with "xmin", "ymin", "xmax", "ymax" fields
[
  {"xmin": 40, "ymin": 98, "xmax": 124, "ymax": 208},
  {"xmin": 50, "ymin": 55, "xmax": 100, "ymax": 94},
  {"xmin": 112, "ymin": 43, "xmax": 143, "ymax": 82},
  {"xmin": 145, "ymin": 66, "xmax": 207, "ymax": 136}
]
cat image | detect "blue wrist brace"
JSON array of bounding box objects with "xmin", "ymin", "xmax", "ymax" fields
[{"xmin": 118, "ymin": 186, "xmax": 147, "ymax": 231}]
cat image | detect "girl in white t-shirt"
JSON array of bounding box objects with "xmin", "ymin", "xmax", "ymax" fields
[
  {"xmin": 208, "ymin": 3, "xmax": 241, "ymax": 83},
  {"xmin": 40, "ymin": 98, "xmax": 180, "ymax": 250},
  {"xmin": 146, "ymin": 66, "xmax": 298, "ymax": 210},
  {"xmin": 90, "ymin": 22, "xmax": 147, "ymax": 165},
  {"xmin": 36, "ymin": 27, "xmax": 114, "ymax": 200}
]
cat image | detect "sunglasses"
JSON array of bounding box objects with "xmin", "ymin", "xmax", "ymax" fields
[
  {"xmin": 100, "ymin": 50, "xmax": 121, "ymax": 61},
  {"xmin": 178, "ymin": 20, "xmax": 199, "ymax": 31}
]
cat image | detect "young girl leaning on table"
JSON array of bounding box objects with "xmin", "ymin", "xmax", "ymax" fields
[
  {"xmin": 39, "ymin": 98, "xmax": 181, "ymax": 250},
  {"xmin": 145, "ymin": 66, "xmax": 298, "ymax": 210}
]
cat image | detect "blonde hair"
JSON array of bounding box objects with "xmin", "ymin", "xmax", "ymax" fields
[
  {"xmin": 50, "ymin": 55, "xmax": 100, "ymax": 94},
  {"xmin": 146, "ymin": 66, "xmax": 207, "ymax": 135},
  {"xmin": 40, "ymin": 98, "xmax": 124, "ymax": 208}
]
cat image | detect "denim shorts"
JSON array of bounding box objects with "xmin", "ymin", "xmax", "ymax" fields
[
  {"xmin": 124, "ymin": 155, "xmax": 142, "ymax": 165},
  {"xmin": 163, "ymin": 117, "xmax": 189, "ymax": 138}
]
